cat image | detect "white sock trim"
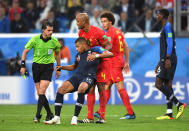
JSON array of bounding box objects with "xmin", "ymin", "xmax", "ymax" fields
[{"xmin": 166, "ymin": 109, "xmax": 173, "ymax": 114}]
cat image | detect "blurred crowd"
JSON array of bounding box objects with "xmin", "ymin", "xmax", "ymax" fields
[{"xmin": 0, "ymin": 0, "xmax": 188, "ymax": 33}]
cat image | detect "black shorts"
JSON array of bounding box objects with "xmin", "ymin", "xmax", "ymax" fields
[
  {"xmin": 32, "ymin": 62, "xmax": 54, "ymax": 83},
  {"xmin": 68, "ymin": 74, "xmax": 96, "ymax": 94},
  {"xmin": 156, "ymin": 61, "xmax": 177, "ymax": 80}
]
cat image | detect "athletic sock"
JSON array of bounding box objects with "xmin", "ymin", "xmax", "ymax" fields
[
  {"xmin": 74, "ymin": 93, "xmax": 85, "ymax": 117},
  {"xmin": 87, "ymin": 93, "xmax": 95, "ymax": 120},
  {"xmin": 54, "ymin": 92, "xmax": 63, "ymax": 116},
  {"xmin": 159, "ymin": 85, "xmax": 180, "ymax": 105},
  {"xmin": 166, "ymin": 88, "xmax": 173, "ymax": 114},
  {"xmin": 98, "ymin": 91, "xmax": 106, "ymax": 119},
  {"xmin": 36, "ymin": 95, "xmax": 44, "ymax": 117},
  {"xmin": 105, "ymin": 89, "xmax": 111, "ymax": 104},
  {"xmin": 118, "ymin": 88, "xmax": 134, "ymax": 115},
  {"xmin": 43, "ymin": 95, "xmax": 53, "ymax": 116}
]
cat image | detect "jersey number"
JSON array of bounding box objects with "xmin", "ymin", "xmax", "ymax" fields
[{"xmin": 118, "ymin": 35, "xmax": 123, "ymax": 52}]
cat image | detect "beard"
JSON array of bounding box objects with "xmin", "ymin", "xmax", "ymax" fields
[{"xmin": 78, "ymin": 25, "xmax": 85, "ymax": 29}]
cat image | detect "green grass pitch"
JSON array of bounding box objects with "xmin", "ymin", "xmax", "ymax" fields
[{"xmin": 0, "ymin": 104, "xmax": 188, "ymax": 131}]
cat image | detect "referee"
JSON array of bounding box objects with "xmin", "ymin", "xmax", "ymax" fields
[{"xmin": 20, "ymin": 20, "xmax": 61, "ymax": 123}]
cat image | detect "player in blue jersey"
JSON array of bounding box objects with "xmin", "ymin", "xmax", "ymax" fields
[
  {"xmin": 155, "ymin": 9, "xmax": 186, "ymax": 120},
  {"xmin": 44, "ymin": 37, "xmax": 113, "ymax": 125}
]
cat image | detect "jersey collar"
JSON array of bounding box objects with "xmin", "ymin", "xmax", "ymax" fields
[{"xmin": 40, "ymin": 34, "xmax": 51, "ymax": 42}]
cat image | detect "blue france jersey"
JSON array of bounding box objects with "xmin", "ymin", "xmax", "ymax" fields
[
  {"xmin": 160, "ymin": 22, "xmax": 176, "ymax": 61},
  {"xmin": 74, "ymin": 46, "xmax": 105, "ymax": 79}
]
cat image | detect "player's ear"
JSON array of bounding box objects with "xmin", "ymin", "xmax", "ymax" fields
[{"xmin": 86, "ymin": 40, "xmax": 91, "ymax": 46}]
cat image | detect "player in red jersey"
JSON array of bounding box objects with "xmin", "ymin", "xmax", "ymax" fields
[
  {"xmin": 94, "ymin": 11, "xmax": 136, "ymax": 122},
  {"xmin": 76, "ymin": 13, "xmax": 112, "ymax": 123}
]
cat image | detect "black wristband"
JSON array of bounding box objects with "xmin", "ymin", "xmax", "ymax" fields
[
  {"xmin": 21, "ymin": 60, "xmax": 26, "ymax": 68},
  {"xmin": 57, "ymin": 68, "xmax": 61, "ymax": 71}
]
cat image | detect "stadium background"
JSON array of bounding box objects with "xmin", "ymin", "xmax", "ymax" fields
[{"xmin": 0, "ymin": 0, "xmax": 189, "ymax": 105}]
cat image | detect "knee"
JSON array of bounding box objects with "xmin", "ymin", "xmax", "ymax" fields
[
  {"xmin": 78, "ymin": 87, "xmax": 86, "ymax": 93},
  {"xmin": 155, "ymin": 82, "xmax": 162, "ymax": 89},
  {"xmin": 38, "ymin": 87, "xmax": 46, "ymax": 94}
]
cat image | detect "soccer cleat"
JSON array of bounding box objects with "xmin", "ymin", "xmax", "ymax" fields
[
  {"xmin": 71, "ymin": 116, "xmax": 78, "ymax": 125},
  {"xmin": 33, "ymin": 114, "xmax": 42, "ymax": 123},
  {"xmin": 176, "ymin": 103, "xmax": 186, "ymax": 119},
  {"xmin": 96, "ymin": 117, "xmax": 105, "ymax": 124},
  {"xmin": 156, "ymin": 114, "xmax": 174, "ymax": 120},
  {"xmin": 77, "ymin": 118, "xmax": 94, "ymax": 123},
  {"xmin": 44, "ymin": 116, "xmax": 61, "ymax": 125},
  {"xmin": 120, "ymin": 113, "xmax": 136, "ymax": 119},
  {"xmin": 94, "ymin": 111, "xmax": 100, "ymax": 119},
  {"xmin": 43, "ymin": 114, "xmax": 54, "ymax": 123}
]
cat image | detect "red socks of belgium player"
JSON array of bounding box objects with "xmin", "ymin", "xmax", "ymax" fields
[
  {"xmin": 87, "ymin": 93, "xmax": 95, "ymax": 120},
  {"xmin": 118, "ymin": 88, "xmax": 134, "ymax": 115},
  {"xmin": 98, "ymin": 90, "xmax": 110, "ymax": 119}
]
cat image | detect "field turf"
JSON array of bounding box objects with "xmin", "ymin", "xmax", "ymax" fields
[{"xmin": 0, "ymin": 104, "xmax": 188, "ymax": 131}]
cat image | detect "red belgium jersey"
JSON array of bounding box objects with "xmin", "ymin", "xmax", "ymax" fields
[
  {"xmin": 78, "ymin": 25, "xmax": 106, "ymax": 47},
  {"xmin": 106, "ymin": 26, "xmax": 125, "ymax": 65}
]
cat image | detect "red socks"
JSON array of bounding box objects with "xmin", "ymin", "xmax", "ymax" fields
[
  {"xmin": 98, "ymin": 90, "xmax": 110, "ymax": 119},
  {"xmin": 87, "ymin": 93, "xmax": 95, "ymax": 120},
  {"xmin": 118, "ymin": 88, "xmax": 134, "ymax": 115}
]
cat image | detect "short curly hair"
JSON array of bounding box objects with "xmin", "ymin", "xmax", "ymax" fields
[{"xmin": 100, "ymin": 11, "xmax": 115, "ymax": 25}]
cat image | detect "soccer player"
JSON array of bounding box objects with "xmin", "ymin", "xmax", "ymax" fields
[
  {"xmin": 155, "ymin": 9, "xmax": 186, "ymax": 120},
  {"xmin": 94, "ymin": 11, "xmax": 136, "ymax": 122},
  {"xmin": 20, "ymin": 20, "xmax": 61, "ymax": 123},
  {"xmin": 44, "ymin": 37, "xmax": 113, "ymax": 125},
  {"xmin": 76, "ymin": 13, "xmax": 112, "ymax": 123}
]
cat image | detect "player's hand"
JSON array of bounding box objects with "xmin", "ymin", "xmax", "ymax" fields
[
  {"xmin": 123, "ymin": 63, "xmax": 130, "ymax": 74},
  {"xmin": 55, "ymin": 66, "xmax": 61, "ymax": 79},
  {"xmin": 155, "ymin": 64, "xmax": 159, "ymax": 73},
  {"xmin": 165, "ymin": 59, "xmax": 171, "ymax": 70},
  {"xmin": 20, "ymin": 67, "xmax": 26, "ymax": 75},
  {"xmin": 55, "ymin": 66, "xmax": 62, "ymax": 72},
  {"xmin": 87, "ymin": 52, "xmax": 96, "ymax": 61}
]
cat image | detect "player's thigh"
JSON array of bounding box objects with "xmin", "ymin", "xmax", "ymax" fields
[
  {"xmin": 111, "ymin": 67, "xmax": 124, "ymax": 83},
  {"xmin": 115, "ymin": 81, "xmax": 124, "ymax": 90},
  {"xmin": 81, "ymin": 77, "xmax": 96, "ymax": 94},
  {"xmin": 58, "ymin": 80, "xmax": 75, "ymax": 94},
  {"xmin": 97, "ymin": 82, "xmax": 105, "ymax": 92},
  {"xmin": 78, "ymin": 82, "xmax": 90, "ymax": 93}
]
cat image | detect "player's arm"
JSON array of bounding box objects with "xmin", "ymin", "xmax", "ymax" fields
[
  {"xmin": 102, "ymin": 40, "xmax": 112, "ymax": 51},
  {"xmin": 56, "ymin": 63, "xmax": 78, "ymax": 71},
  {"xmin": 54, "ymin": 51, "xmax": 61, "ymax": 78},
  {"xmin": 87, "ymin": 46, "xmax": 113, "ymax": 61},
  {"xmin": 123, "ymin": 40, "xmax": 130, "ymax": 74},
  {"xmin": 165, "ymin": 23, "xmax": 173, "ymax": 70},
  {"xmin": 20, "ymin": 49, "xmax": 30, "ymax": 75}
]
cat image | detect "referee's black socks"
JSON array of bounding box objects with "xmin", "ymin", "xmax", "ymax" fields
[
  {"xmin": 54, "ymin": 92, "xmax": 63, "ymax": 116},
  {"xmin": 36, "ymin": 95, "xmax": 44, "ymax": 117},
  {"xmin": 74, "ymin": 93, "xmax": 85, "ymax": 117}
]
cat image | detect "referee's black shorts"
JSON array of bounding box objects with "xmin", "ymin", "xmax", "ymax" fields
[{"xmin": 32, "ymin": 62, "xmax": 54, "ymax": 83}]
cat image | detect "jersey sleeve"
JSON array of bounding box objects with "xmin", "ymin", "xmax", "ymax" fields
[
  {"xmin": 164, "ymin": 23, "xmax": 173, "ymax": 55},
  {"xmin": 96, "ymin": 29, "xmax": 108, "ymax": 46},
  {"xmin": 25, "ymin": 37, "xmax": 35, "ymax": 50},
  {"xmin": 78, "ymin": 30, "xmax": 82, "ymax": 37},
  {"xmin": 55, "ymin": 39, "xmax": 61, "ymax": 53},
  {"xmin": 91, "ymin": 46, "xmax": 106, "ymax": 54}
]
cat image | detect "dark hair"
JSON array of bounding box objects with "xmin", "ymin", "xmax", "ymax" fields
[
  {"xmin": 158, "ymin": 9, "xmax": 169, "ymax": 19},
  {"xmin": 41, "ymin": 19, "xmax": 53, "ymax": 30},
  {"xmin": 75, "ymin": 37, "xmax": 90, "ymax": 46},
  {"xmin": 100, "ymin": 11, "xmax": 115, "ymax": 25},
  {"xmin": 58, "ymin": 38, "xmax": 64, "ymax": 43}
]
